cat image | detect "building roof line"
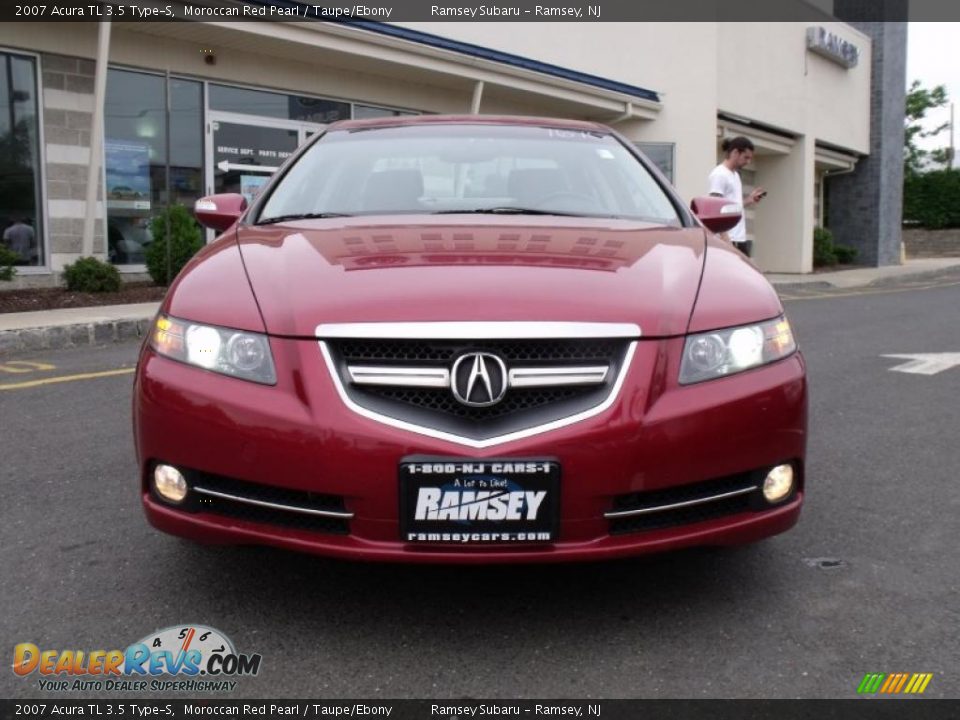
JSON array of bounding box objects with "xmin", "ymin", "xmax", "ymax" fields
[{"xmin": 273, "ymin": 14, "xmax": 660, "ymax": 103}]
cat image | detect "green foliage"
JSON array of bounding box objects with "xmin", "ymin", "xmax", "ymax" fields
[
  {"xmin": 903, "ymin": 169, "xmax": 960, "ymax": 228},
  {"xmin": 146, "ymin": 204, "xmax": 203, "ymax": 286},
  {"xmin": 813, "ymin": 227, "xmax": 859, "ymax": 268},
  {"xmin": 904, "ymin": 80, "xmax": 951, "ymax": 175},
  {"xmin": 813, "ymin": 227, "xmax": 838, "ymax": 267},
  {"xmin": 0, "ymin": 245, "xmax": 17, "ymax": 281},
  {"xmin": 833, "ymin": 245, "xmax": 859, "ymax": 264},
  {"xmin": 63, "ymin": 256, "xmax": 122, "ymax": 292}
]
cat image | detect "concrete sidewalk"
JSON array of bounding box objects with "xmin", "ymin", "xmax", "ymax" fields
[
  {"xmin": 765, "ymin": 257, "xmax": 960, "ymax": 289},
  {"xmin": 2, "ymin": 257, "xmax": 960, "ymax": 356}
]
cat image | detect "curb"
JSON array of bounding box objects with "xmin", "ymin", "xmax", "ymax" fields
[
  {"xmin": 866, "ymin": 265, "xmax": 960, "ymax": 288},
  {"xmin": 771, "ymin": 281, "xmax": 834, "ymax": 291},
  {"xmin": 770, "ymin": 263, "xmax": 960, "ymax": 292},
  {"xmin": 0, "ymin": 317, "xmax": 153, "ymax": 356}
]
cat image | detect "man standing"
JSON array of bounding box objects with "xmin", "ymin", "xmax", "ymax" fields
[
  {"xmin": 708, "ymin": 136, "xmax": 766, "ymax": 256},
  {"xmin": 2, "ymin": 217, "xmax": 35, "ymax": 263}
]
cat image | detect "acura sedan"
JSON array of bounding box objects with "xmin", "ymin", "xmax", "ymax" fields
[{"xmin": 133, "ymin": 115, "xmax": 806, "ymax": 563}]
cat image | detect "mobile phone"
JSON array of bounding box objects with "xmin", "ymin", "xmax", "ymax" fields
[{"xmin": 757, "ymin": 190, "xmax": 768, "ymax": 199}]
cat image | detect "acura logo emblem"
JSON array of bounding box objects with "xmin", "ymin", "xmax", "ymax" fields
[{"xmin": 451, "ymin": 352, "xmax": 508, "ymax": 407}]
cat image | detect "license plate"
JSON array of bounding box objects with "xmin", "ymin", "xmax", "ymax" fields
[{"xmin": 400, "ymin": 457, "xmax": 560, "ymax": 544}]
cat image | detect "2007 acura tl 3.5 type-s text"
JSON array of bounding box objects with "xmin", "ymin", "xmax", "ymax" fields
[{"xmin": 133, "ymin": 115, "xmax": 806, "ymax": 563}]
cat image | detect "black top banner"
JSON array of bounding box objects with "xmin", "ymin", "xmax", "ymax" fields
[
  {"xmin": 2, "ymin": 0, "xmax": 956, "ymax": 22},
  {"xmin": 1, "ymin": 701, "xmax": 960, "ymax": 720}
]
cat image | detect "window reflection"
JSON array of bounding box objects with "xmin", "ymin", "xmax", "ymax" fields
[
  {"xmin": 353, "ymin": 104, "xmax": 416, "ymax": 120},
  {"xmin": 104, "ymin": 70, "xmax": 202, "ymax": 265},
  {"xmin": 210, "ymin": 84, "xmax": 350, "ymax": 124}
]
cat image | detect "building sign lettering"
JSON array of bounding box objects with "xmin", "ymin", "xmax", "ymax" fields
[{"xmin": 806, "ymin": 26, "xmax": 860, "ymax": 69}]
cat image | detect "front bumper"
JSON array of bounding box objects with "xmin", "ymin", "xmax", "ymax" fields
[{"xmin": 134, "ymin": 336, "xmax": 807, "ymax": 564}]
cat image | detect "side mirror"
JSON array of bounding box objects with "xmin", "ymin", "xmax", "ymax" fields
[
  {"xmin": 690, "ymin": 196, "xmax": 742, "ymax": 235},
  {"xmin": 194, "ymin": 194, "xmax": 248, "ymax": 232}
]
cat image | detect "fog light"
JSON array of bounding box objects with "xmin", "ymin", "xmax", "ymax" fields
[
  {"xmin": 153, "ymin": 464, "xmax": 188, "ymax": 504},
  {"xmin": 763, "ymin": 464, "xmax": 794, "ymax": 503}
]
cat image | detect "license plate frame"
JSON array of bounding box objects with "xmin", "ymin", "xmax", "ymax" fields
[{"xmin": 400, "ymin": 456, "xmax": 560, "ymax": 544}]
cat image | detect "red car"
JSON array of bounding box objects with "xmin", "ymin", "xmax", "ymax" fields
[{"xmin": 133, "ymin": 116, "xmax": 806, "ymax": 563}]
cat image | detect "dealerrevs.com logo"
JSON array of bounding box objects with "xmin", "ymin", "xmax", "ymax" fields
[{"xmin": 13, "ymin": 625, "xmax": 262, "ymax": 693}]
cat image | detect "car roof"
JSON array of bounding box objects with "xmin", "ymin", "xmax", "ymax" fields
[{"xmin": 324, "ymin": 114, "xmax": 613, "ymax": 134}]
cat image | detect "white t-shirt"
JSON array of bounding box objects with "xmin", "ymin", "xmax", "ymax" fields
[{"xmin": 707, "ymin": 164, "xmax": 745, "ymax": 241}]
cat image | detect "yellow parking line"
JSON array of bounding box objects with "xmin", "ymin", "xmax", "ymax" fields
[
  {"xmin": 0, "ymin": 367, "xmax": 135, "ymax": 391},
  {"xmin": 0, "ymin": 360, "xmax": 57, "ymax": 374}
]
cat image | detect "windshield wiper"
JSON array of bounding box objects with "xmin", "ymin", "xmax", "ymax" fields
[
  {"xmin": 431, "ymin": 207, "xmax": 595, "ymax": 217},
  {"xmin": 256, "ymin": 212, "xmax": 352, "ymax": 225}
]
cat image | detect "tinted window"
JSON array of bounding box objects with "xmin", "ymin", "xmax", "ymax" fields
[
  {"xmin": 210, "ymin": 84, "xmax": 349, "ymax": 124},
  {"xmin": 259, "ymin": 125, "xmax": 682, "ymax": 224},
  {"xmin": 104, "ymin": 69, "xmax": 203, "ymax": 265},
  {"xmin": 353, "ymin": 104, "xmax": 417, "ymax": 119},
  {"xmin": 0, "ymin": 52, "xmax": 43, "ymax": 266}
]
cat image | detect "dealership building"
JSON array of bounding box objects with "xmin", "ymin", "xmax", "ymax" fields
[{"xmin": 0, "ymin": 9, "xmax": 906, "ymax": 284}]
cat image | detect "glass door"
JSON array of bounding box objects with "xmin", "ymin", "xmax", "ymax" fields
[{"xmin": 205, "ymin": 112, "xmax": 323, "ymax": 208}]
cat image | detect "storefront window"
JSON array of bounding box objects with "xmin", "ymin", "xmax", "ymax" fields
[
  {"xmin": 636, "ymin": 142, "xmax": 675, "ymax": 184},
  {"xmin": 0, "ymin": 51, "xmax": 43, "ymax": 266},
  {"xmin": 210, "ymin": 84, "xmax": 350, "ymax": 124},
  {"xmin": 353, "ymin": 104, "xmax": 416, "ymax": 119},
  {"xmin": 104, "ymin": 70, "xmax": 202, "ymax": 265}
]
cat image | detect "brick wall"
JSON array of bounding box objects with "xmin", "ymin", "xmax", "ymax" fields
[
  {"xmin": 40, "ymin": 53, "xmax": 105, "ymax": 274},
  {"xmin": 903, "ymin": 228, "xmax": 960, "ymax": 258},
  {"xmin": 827, "ymin": 11, "xmax": 907, "ymax": 267}
]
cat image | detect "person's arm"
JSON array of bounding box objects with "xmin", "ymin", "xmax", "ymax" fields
[{"xmin": 744, "ymin": 187, "xmax": 766, "ymax": 207}]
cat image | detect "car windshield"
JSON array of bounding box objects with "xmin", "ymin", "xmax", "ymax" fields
[{"xmin": 257, "ymin": 124, "xmax": 683, "ymax": 225}]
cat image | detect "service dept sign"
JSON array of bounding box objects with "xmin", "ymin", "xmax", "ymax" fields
[{"xmin": 806, "ymin": 26, "xmax": 860, "ymax": 69}]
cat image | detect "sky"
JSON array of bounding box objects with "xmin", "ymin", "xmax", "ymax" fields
[{"xmin": 906, "ymin": 23, "xmax": 959, "ymax": 167}]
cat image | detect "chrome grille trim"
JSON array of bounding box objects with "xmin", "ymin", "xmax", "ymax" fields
[
  {"xmin": 508, "ymin": 366, "xmax": 608, "ymax": 387},
  {"xmin": 604, "ymin": 486, "xmax": 758, "ymax": 519},
  {"xmin": 320, "ymin": 340, "xmax": 638, "ymax": 449},
  {"xmin": 348, "ymin": 366, "xmax": 450, "ymax": 387},
  {"xmin": 316, "ymin": 321, "xmax": 641, "ymax": 340},
  {"xmin": 346, "ymin": 364, "xmax": 609, "ymax": 389},
  {"xmin": 192, "ymin": 486, "xmax": 355, "ymax": 519}
]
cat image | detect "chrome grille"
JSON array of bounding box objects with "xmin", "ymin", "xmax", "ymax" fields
[
  {"xmin": 337, "ymin": 338, "xmax": 626, "ymax": 364},
  {"xmin": 369, "ymin": 385, "xmax": 589, "ymax": 421},
  {"xmin": 323, "ymin": 334, "xmax": 634, "ymax": 442}
]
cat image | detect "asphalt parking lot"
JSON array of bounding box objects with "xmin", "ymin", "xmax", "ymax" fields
[{"xmin": 1, "ymin": 275, "xmax": 958, "ymax": 700}]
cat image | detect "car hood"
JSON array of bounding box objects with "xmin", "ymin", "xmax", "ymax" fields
[{"xmin": 237, "ymin": 216, "xmax": 708, "ymax": 338}]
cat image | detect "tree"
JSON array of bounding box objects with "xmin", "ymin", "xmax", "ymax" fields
[{"xmin": 904, "ymin": 80, "xmax": 950, "ymax": 175}]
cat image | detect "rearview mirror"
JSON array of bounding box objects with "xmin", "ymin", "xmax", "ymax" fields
[
  {"xmin": 194, "ymin": 194, "xmax": 248, "ymax": 233},
  {"xmin": 690, "ymin": 196, "xmax": 742, "ymax": 235}
]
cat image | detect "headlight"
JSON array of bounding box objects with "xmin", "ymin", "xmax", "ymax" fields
[
  {"xmin": 150, "ymin": 314, "xmax": 277, "ymax": 385},
  {"xmin": 679, "ymin": 316, "xmax": 796, "ymax": 384}
]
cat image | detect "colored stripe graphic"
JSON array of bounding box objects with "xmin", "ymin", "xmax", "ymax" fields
[
  {"xmin": 858, "ymin": 673, "xmax": 932, "ymax": 694},
  {"xmin": 858, "ymin": 673, "xmax": 885, "ymax": 694},
  {"xmin": 880, "ymin": 674, "xmax": 898, "ymax": 693}
]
